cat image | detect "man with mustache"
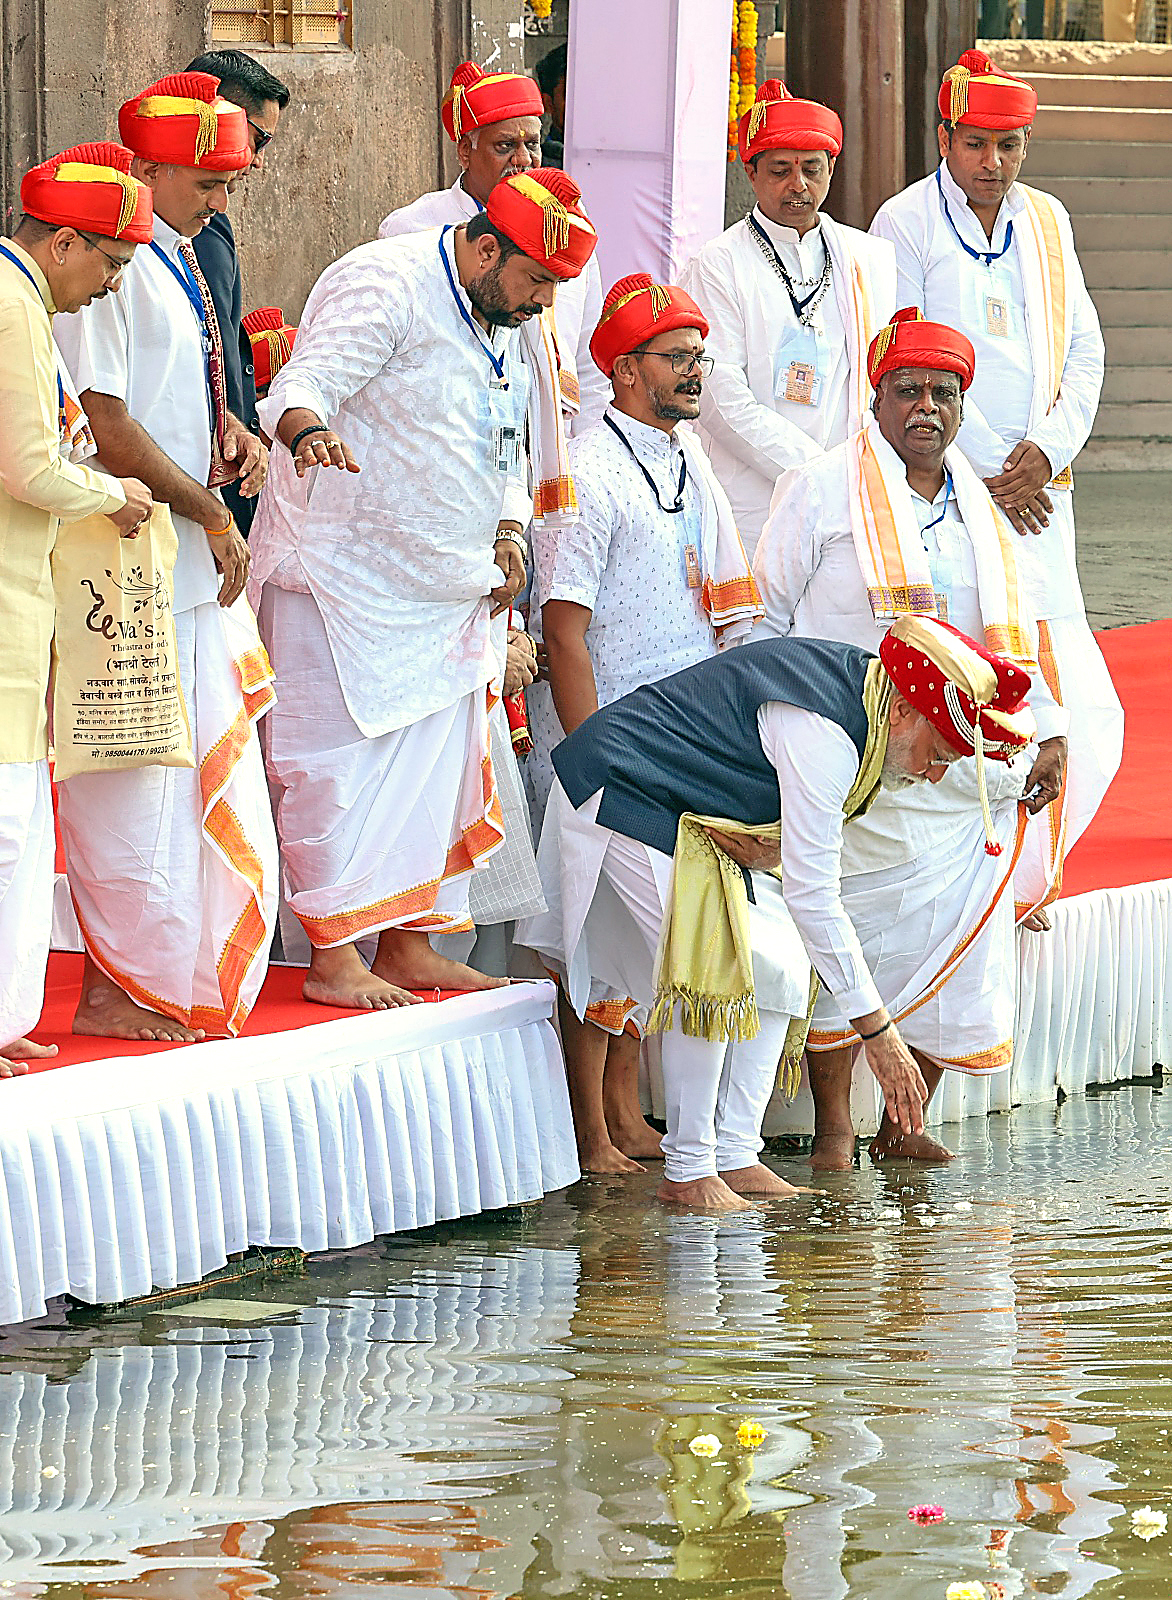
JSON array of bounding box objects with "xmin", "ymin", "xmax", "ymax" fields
[
  {"xmin": 378, "ymin": 61, "xmax": 609, "ymax": 439},
  {"xmin": 521, "ymin": 274, "xmax": 764, "ymax": 1174},
  {"xmin": 681, "ymin": 80, "xmax": 896, "ymax": 561},
  {"xmin": 249, "ymin": 171, "xmax": 598, "ymax": 1008},
  {"xmin": 0, "ymin": 143, "xmax": 154, "ymax": 1077},
  {"xmin": 870, "ymin": 50, "xmax": 1122, "ymax": 935},
  {"xmin": 754, "ymin": 308, "xmax": 1069, "ymax": 1168},
  {"xmin": 54, "ymin": 75, "xmax": 278, "ymax": 1045},
  {"xmin": 524, "ymin": 611, "xmax": 1036, "ymax": 1212}
]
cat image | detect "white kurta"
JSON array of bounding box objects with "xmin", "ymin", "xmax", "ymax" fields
[
  {"xmin": 253, "ymin": 228, "xmax": 531, "ymax": 738},
  {"xmin": 53, "ymin": 216, "xmax": 277, "ymax": 1036},
  {"xmin": 54, "ymin": 216, "xmax": 220, "ymax": 614},
  {"xmin": 753, "ymin": 430, "xmax": 1054, "ymax": 1069},
  {"xmin": 682, "ymin": 208, "xmax": 896, "ymax": 556},
  {"xmin": 525, "ymin": 409, "xmax": 720, "ymax": 822},
  {"xmin": 378, "ymin": 178, "xmax": 609, "ymax": 435},
  {"xmin": 870, "ymin": 163, "xmax": 1123, "ymax": 912}
]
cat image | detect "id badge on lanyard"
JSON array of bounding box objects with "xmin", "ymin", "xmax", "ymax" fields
[
  {"xmin": 775, "ymin": 324, "xmax": 824, "ymax": 408},
  {"xmin": 487, "ymin": 372, "xmax": 524, "ymax": 477},
  {"xmin": 979, "ymin": 262, "xmax": 1013, "ymax": 340}
]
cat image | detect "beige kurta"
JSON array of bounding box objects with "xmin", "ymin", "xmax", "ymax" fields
[{"xmin": 0, "ymin": 243, "xmax": 126, "ymax": 762}]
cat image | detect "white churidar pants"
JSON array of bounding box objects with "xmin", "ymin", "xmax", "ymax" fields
[
  {"xmin": 56, "ymin": 603, "xmax": 277, "ymax": 1037},
  {"xmin": 0, "ymin": 761, "xmax": 53, "ymax": 1047},
  {"xmin": 260, "ymin": 586, "xmax": 504, "ymax": 949}
]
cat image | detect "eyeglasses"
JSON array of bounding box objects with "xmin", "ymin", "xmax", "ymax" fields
[
  {"xmin": 631, "ymin": 350, "xmax": 715, "ymax": 378},
  {"xmin": 247, "ymin": 118, "xmax": 274, "ymax": 153},
  {"xmin": 77, "ymin": 231, "xmax": 133, "ymax": 278}
]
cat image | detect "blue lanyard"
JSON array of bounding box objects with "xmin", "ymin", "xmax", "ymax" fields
[
  {"xmin": 0, "ymin": 241, "xmax": 66, "ymax": 428},
  {"xmin": 149, "ymin": 240, "xmax": 209, "ymax": 334},
  {"xmin": 919, "ymin": 469, "xmax": 954, "ymax": 538},
  {"xmin": 437, "ymin": 226, "xmax": 509, "ymax": 385},
  {"xmin": 935, "ymin": 168, "xmax": 1014, "ymax": 267}
]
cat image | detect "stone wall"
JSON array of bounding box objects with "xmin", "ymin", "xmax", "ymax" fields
[{"xmin": 3, "ymin": 0, "xmax": 524, "ymax": 316}]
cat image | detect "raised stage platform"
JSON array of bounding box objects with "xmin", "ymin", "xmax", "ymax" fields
[{"xmin": 0, "ymin": 963, "xmax": 578, "ymax": 1326}]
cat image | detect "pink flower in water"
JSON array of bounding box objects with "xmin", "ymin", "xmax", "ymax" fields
[{"xmin": 908, "ymin": 1504, "xmax": 946, "ymax": 1525}]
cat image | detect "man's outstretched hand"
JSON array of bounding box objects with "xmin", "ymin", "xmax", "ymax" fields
[{"xmin": 855, "ymin": 1017, "xmax": 928, "ymax": 1136}]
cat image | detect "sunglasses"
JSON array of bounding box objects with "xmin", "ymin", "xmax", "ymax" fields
[{"xmin": 247, "ymin": 117, "xmax": 274, "ymax": 153}]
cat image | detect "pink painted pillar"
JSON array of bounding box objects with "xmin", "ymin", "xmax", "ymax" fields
[{"xmin": 564, "ymin": 0, "xmax": 733, "ymax": 289}]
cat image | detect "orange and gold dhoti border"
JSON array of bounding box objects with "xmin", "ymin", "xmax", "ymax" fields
[{"xmin": 258, "ymin": 585, "xmax": 504, "ymax": 950}]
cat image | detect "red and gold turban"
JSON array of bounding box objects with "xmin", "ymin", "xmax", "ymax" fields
[
  {"xmin": 485, "ymin": 169, "xmax": 597, "ymax": 280},
  {"xmin": 880, "ymin": 614, "xmax": 1034, "ymax": 766},
  {"xmin": 939, "ymin": 49, "xmax": 1037, "ymax": 130},
  {"xmin": 442, "ymin": 61, "xmax": 544, "ymax": 142},
  {"xmin": 243, "ymin": 306, "xmax": 297, "ymax": 390},
  {"xmin": 119, "ymin": 72, "xmax": 250, "ymax": 171},
  {"xmin": 867, "ymin": 306, "xmax": 976, "ymax": 392},
  {"xmin": 589, "ymin": 274, "xmax": 709, "ymax": 378},
  {"xmin": 20, "ymin": 142, "xmax": 153, "ymax": 243},
  {"xmin": 739, "ymin": 79, "xmax": 843, "ymax": 164}
]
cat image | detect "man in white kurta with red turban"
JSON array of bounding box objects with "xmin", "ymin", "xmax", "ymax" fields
[
  {"xmin": 55, "ymin": 75, "xmax": 277, "ymax": 1043},
  {"xmin": 870, "ymin": 50, "xmax": 1122, "ymax": 932},
  {"xmin": 755, "ymin": 308, "xmax": 1069, "ymax": 1168},
  {"xmin": 681, "ymin": 80, "xmax": 896, "ymax": 560},
  {"xmin": 251, "ymin": 170, "xmax": 597, "ymax": 1010}
]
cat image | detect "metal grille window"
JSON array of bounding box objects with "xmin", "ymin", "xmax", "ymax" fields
[{"xmin": 209, "ymin": 0, "xmax": 352, "ymax": 50}]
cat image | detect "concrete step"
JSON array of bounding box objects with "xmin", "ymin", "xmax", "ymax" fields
[
  {"xmin": 1091, "ymin": 401, "xmax": 1172, "ymax": 440},
  {"xmin": 1104, "ymin": 326, "xmax": 1172, "ymax": 365},
  {"xmin": 1044, "ymin": 175, "xmax": 1172, "ymax": 213},
  {"xmin": 1032, "ymin": 104, "xmax": 1172, "ymax": 141},
  {"xmin": 1079, "ymin": 438, "xmax": 1172, "ymax": 471},
  {"xmin": 1081, "ymin": 249, "xmax": 1172, "ymax": 289},
  {"xmin": 1025, "ymin": 72, "xmax": 1172, "ymax": 109},
  {"xmin": 1072, "ymin": 212, "xmax": 1172, "ymax": 251},
  {"xmin": 1091, "ymin": 287, "xmax": 1172, "ymax": 326},
  {"xmin": 1025, "ymin": 138, "xmax": 1172, "ymax": 179},
  {"xmin": 1103, "ymin": 366, "xmax": 1172, "ymax": 403}
]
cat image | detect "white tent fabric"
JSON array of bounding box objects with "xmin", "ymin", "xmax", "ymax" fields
[{"xmin": 0, "ymin": 983, "xmax": 578, "ymax": 1326}]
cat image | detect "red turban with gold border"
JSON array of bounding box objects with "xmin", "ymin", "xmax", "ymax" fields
[
  {"xmin": 485, "ymin": 169, "xmax": 597, "ymax": 280},
  {"xmin": 119, "ymin": 72, "xmax": 250, "ymax": 171},
  {"xmin": 939, "ymin": 50, "xmax": 1038, "ymax": 130},
  {"xmin": 880, "ymin": 614, "xmax": 1034, "ymax": 764},
  {"xmin": 589, "ymin": 274, "xmax": 709, "ymax": 378},
  {"xmin": 21, "ymin": 142, "xmax": 153, "ymax": 243},
  {"xmin": 442, "ymin": 62, "xmax": 544, "ymax": 142},
  {"xmin": 243, "ymin": 306, "xmax": 297, "ymax": 390},
  {"xmin": 739, "ymin": 79, "xmax": 843, "ymax": 164},
  {"xmin": 867, "ymin": 306, "xmax": 976, "ymax": 392}
]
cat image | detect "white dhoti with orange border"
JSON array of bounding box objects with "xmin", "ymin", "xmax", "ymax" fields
[
  {"xmin": 808, "ymin": 760, "xmax": 1027, "ymax": 1074},
  {"xmin": 259, "ymin": 585, "xmax": 504, "ymax": 948},
  {"xmin": 56, "ymin": 600, "xmax": 278, "ymax": 1038},
  {"xmin": 0, "ymin": 760, "xmax": 53, "ymax": 1047}
]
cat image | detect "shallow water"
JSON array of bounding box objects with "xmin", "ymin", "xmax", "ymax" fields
[{"xmin": 1, "ymin": 1085, "xmax": 1168, "ymax": 1599}]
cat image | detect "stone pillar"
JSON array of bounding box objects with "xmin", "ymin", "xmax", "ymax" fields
[
  {"xmin": 904, "ymin": 0, "xmax": 979, "ymax": 187},
  {"xmin": 785, "ymin": 0, "xmax": 905, "ymax": 228},
  {"xmin": 0, "ymin": 0, "xmax": 46, "ymax": 229}
]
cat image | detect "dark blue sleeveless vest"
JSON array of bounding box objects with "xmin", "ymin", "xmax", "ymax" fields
[{"xmin": 552, "ymin": 636, "xmax": 875, "ymax": 857}]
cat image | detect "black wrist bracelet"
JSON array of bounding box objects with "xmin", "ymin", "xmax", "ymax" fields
[
  {"xmin": 289, "ymin": 424, "xmax": 329, "ymax": 455},
  {"xmin": 859, "ymin": 1019, "xmax": 893, "ymax": 1042}
]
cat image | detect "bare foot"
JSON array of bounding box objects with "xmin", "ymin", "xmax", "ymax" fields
[
  {"xmin": 1019, "ymin": 907, "xmax": 1052, "ymax": 933},
  {"xmin": 73, "ymin": 978, "xmax": 204, "ymax": 1043},
  {"xmin": 656, "ymin": 1174, "xmax": 753, "ymax": 1212},
  {"xmin": 303, "ymin": 971, "xmax": 421, "ymax": 1011},
  {"xmin": 810, "ymin": 1131, "xmax": 858, "ymax": 1172},
  {"xmin": 2, "ymin": 1036, "xmax": 58, "ymax": 1063},
  {"xmin": 721, "ymin": 1162, "xmax": 818, "ymax": 1196},
  {"xmin": 607, "ymin": 1115, "xmax": 664, "ymax": 1160},
  {"xmin": 0, "ymin": 1054, "xmax": 31, "ymax": 1079},
  {"xmin": 869, "ymin": 1129, "xmax": 955, "ymax": 1163},
  {"xmin": 578, "ymin": 1135, "xmax": 646, "ymax": 1175},
  {"xmin": 373, "ymin": 929, "xmax": 507, "ymax": 994}
]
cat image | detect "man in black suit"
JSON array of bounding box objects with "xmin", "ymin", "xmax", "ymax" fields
[{"xmin": 186, "ymin": 49, "xmax": 290, "ymax": 532}]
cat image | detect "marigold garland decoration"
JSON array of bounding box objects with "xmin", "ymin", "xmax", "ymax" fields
[
  {"xmin": 525, "ymin": 0, "xmax": 553, "ymax": 18},
  {"xmin": 729, "ymin": 1, "xmax": 759, "ymax": 162}
]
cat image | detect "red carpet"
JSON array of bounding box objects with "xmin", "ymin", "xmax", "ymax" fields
[
  {"xmin": 1060, "ymin": 619, "xmax": 1172, "ymax": 897},
  {"xmin": 29, "ymin": 954, "xmax": 472, "ymax": 1073}
]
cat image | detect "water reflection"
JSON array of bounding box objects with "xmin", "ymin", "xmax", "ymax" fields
[{"xmin": 0, "ymin": 1087, "xmax": 1166, "ymax": 1597}]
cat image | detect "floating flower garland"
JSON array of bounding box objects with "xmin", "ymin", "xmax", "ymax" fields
[
  {"xmin": 728, "ymin": 1, "xmax": 759, "ymax": 162},
  {"xmin": 526, "ymin": 0, "xmax": 553, "ymax": 18}
]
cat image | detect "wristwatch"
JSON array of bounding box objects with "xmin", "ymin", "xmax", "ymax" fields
[{"xmin": 495, "ymin": 527, "xmax": 529, "ymax": 562}]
